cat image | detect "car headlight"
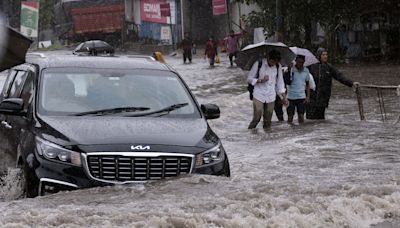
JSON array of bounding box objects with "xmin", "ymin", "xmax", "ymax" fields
[
  {"xmin": 195, "ymin": 142, "xmax": 225, "ymax": 168},
  {"xmin": 35, "ymin": 137, "xmax": 82, "ymax": 166}
]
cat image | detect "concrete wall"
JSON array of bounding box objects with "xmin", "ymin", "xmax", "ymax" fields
[
  {"xmin": 230, "ymin": 3, "xmax": 260, "ymax": 32},
  {"xmin": 125, "ymin": 0, "xmax": 134, "ymax": 22},
  {"xmin": 183, "ymin": 0, "xmax": 213, "ymax": 44},
  {"xmin": 182, "ymin": 1, "xmax": 260, "ymax": 46}
]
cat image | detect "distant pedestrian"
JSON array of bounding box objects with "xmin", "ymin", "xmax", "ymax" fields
[
  {"xmin": 286, "ymin": 55, "xmax": 310, "ymax": 124},
  {"xmin": 204, "ymin": 36, "xmax": 217, "ymax": 67},
  {"xmin": 225, "ymin": 30, "xmax": 240, "ymax": 66},
  {"xmin": 192, "ymin": 43, "xmax": 197, "ymax": 55},
  {"xmin": 306, "ymin": 47, "xmax": 359, "ymax": 119},
  {"xmin": 247, "ymin": 50, "xmax": 288, "ymax": 131},
  {"xmin": 181, "ymin": 32, "xmax": 193, "ymax": 63}
]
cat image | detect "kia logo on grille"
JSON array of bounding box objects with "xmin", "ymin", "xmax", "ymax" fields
[{"xmin": 131, "ymin": 145, "xmax": 151, "ymax": 150}]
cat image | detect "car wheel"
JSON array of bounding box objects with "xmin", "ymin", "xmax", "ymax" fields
[
  {"xmin": 18, "ymin": 162, "xmax": 39, "ymax": 198},
  {"xmin": 223, "ymin": 158, "xmax": 230, "ymax": 177}
]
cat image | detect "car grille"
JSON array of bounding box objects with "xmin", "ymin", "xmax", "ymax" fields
[{"xmin": 85, "ymin": 154, "xmax": 193, "ymax": 183}]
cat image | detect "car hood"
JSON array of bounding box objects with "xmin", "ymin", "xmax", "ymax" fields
[{"xmin": 37, "ymin": 116, "xmax": 211, "ymax": 148}]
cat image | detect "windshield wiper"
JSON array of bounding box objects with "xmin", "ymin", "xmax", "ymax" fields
[
  {"xmin": 72, "ymin": 106, "xmax": 150, "ymax": 116},
  {"xmin": 127, "ymin": 103, "xmax": 188, "ymax": 117}
]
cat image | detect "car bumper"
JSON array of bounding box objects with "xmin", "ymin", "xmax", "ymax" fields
[{"xmin": 34, "ymin": 152, "xmax": 229, "ymax": 195}]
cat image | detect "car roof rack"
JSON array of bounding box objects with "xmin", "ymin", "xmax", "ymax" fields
[
  {"xmin": 26, "ymin": 53, "xmax": 47, "ymax": 58},
  {"xmin": 125, "ymin": 55, "xmax": 155, "ymax": 61}
]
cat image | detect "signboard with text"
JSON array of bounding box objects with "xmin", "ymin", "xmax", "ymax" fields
[
  {"xmin": 160, "ymin": 3, "xmax": 171, "ymax": 17},
  {"xmin": 160, "ymin": 26, "xmax": 172, "ymax": 44},
  {"xmin": 20, "ymin": 1, "xmax": 39, "ymax": 37},
  {"xmin": 141, "ymin": 0, "xmax": 175, "ymax": 24},
  {"xmin": 213, "ymin": 0, "xmax": 227, "ymax": 16}
]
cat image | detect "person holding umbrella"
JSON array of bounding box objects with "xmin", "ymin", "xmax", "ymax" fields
[
  {"xmin": 274, "ymin": 46, "xmax": 319, "ymax": 121},
  {"xmin": 306, "ymin": 47, "xmax": 359, "ymax": 119},
  {"xmin": 247, "ymin": 50, "xmax": 288, "ymax": 131}
]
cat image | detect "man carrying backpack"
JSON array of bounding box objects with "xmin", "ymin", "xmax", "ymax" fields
[{"xmin": 247, "ymin": 50, "xmax": 288, "ymax": 131}]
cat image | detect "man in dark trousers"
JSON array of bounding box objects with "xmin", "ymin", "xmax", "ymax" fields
[
  {"xmin": 274, "ymin": 53, "xmax": 285, "ymax": 121},
  {"xmin": 181, "ymin": 32, "xmax": 193, "ymax": 64},
  {"xmin": 306, "ymin": 47, "xmax": 359, "ymax": 119}
]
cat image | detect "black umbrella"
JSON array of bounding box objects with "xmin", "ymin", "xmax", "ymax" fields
[
  {"xmin": 0, "ymin": 26, "xmax": 33, "ymax": 72},
  {"xmin": 72, "ymin": 40, "xmax": 114, "ymax": 56},
  {"xmin": 235, "ymin": 41, "xmax": 296, "ymax": 70}
]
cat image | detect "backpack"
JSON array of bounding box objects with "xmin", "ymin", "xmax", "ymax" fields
[
  {"xmin": 247, "ymin": 60, "xmax": 279, "ymax": 100},
  {"xmin": 283, "ymin": 66, "xmax": 293, "ymax": 85}
]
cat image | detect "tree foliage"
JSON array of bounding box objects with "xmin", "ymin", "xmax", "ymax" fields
[
  {"xmin": 235, "ymin": 0, "xmax": 365, "ymax": 47},
  {"xmin": 38, "ymin": 0, "xmax": 54, "ymax": 30}
]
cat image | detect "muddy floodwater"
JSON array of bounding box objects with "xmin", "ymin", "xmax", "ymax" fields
[{"xmin": 0, "ymin": 53, "xmax": 400, "ymax": 227}]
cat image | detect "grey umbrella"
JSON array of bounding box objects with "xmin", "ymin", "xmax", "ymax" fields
[
  {"xmin": 236, "ymin": 41, "xmax": 296, "ymax": 70},
  {"xmin": 289, "ymin": 47, "xmax": 319, "ymax": 66},
  {"xmin": 73, "ymin": 40, "xmax": 114, "ymax": 56},
  {"xmin": 0, "ymin": 25, "xmax": 33, "ymax": 72}
]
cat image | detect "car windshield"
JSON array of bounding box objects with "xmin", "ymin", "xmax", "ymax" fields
[
  {"xmin": 74, "ymin": 43, "xmax": 84, "ymax": 51},
  {"xmin": 38, "ymin": 68, "xmax": 200, "ymax": 118}
]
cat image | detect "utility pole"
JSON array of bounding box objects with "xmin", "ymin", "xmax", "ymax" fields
[
  {"xmin": 275, "ymin": 0, "xmax": 283, "ymax": 42},
  {"xmin": 180, "ymin": 0, "xmax": 184, "ymax": 39},
  {"xmin": 227, "ymin": 0, "xmax": 231, "ymax": 31}
]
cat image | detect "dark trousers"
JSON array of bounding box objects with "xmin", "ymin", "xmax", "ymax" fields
[
  {"xmin": 274, "ymin": 95, "xmax": 284, "ymax": 121},
  {"xmin": 306, "ymin": 105, "xmax": 326, "ymax": 119},
  {"xmin": 287, "ymin": 99, "xmax": 306, "ymax": 115},
  {"xmin": 183, "ymin": 50, "xmax": 192, "ymax": 63},
  {"xmin": 228, "ymin": 51, "xmax": 237, "ymax": 65}
]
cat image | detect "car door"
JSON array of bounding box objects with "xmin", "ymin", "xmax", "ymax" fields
[
  {"xmin": 0, "ymin": 69, "xmax": 30, "ymax": 168},
  {"xmin": 0, "ymin": 69, "xmax": 18, "ymax": 173},
  {"xmin": 4, "ymin": 68, "xmax": 32, "ymax": 161}
]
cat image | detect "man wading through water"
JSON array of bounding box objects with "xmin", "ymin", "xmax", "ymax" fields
[
  {"xmin": 247, "ymin": 50, "xmax": 288, "ymax": 132},
  {"xmin": 286, "ymin": 55, "xmax": 310, "ymax": 124},
  {"xmin": 307, "ymin": 48, "xmax": 359, "ymax": 119}
]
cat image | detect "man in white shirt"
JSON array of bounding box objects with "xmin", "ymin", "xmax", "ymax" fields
[{"xmin": 247, "ymin": 50, "xmax": 288, "ymax": 130}]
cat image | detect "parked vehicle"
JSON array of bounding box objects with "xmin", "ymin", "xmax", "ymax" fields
[
  {"xmin": 0, "ymin": 53, "xmax": 230, "ymax": 197},
  {"xmin": 72, "ymin": 40, "xmax": 115, "ymax": 56},
  {"xmin": 54, "ymin": 1, "xmax": 124, "ymax": 45}
]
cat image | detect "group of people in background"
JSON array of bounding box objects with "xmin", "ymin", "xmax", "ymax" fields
[
  {"xmin": 170, "ymin": 31, "xmax": 359, "ymax": 132},
  {"xmin": 180, "ymin": 30, "xmax": 241, "ymax": 67},
  {"xmin": 247, "ymin": 48, "xmax": 359, "ymax": 132}
]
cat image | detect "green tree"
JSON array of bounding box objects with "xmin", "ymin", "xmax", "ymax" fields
[
  {"xmin": 235, "ymin": 0, "xmax": 362, "ymax": 48},
  {"xmin": 38, "ymin": 0, "xmax": 54, "ymax": 30}
]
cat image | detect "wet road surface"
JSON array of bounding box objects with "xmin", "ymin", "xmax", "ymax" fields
[{"xmin": 0, "ymin": 52, "xmax": 400, "ymax": 227}]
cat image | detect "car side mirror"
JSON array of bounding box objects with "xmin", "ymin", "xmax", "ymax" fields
[
  {"xmin": 201, "ymin": 104, "xmax": 220, "ymax": 119},
  {"xmin": 0, "ymin": 98, "xmax": 24, "ymax": 115}
]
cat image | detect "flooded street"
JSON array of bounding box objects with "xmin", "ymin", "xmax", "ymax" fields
[{"xmin": 0, "ymin": 52, "xmax": 400, "ymax": 227}]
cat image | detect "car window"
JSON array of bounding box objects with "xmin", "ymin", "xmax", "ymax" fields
[
  {"xmin": 74, "ymin": 43, "xmax": 84, "ymax": 51},
  {"xmin": 8, "ymin": 71, "xmax": 28, "ymax": 98},
  {"xmin": 100, "ymin": 41, "xmax": 110, "ymax": 47},
  {"xmin": 0, "ymin": 69, "xmax": 17, "ymax": 101},
  {"xmin": 19, "ymin": 72, "xmax": 34, "ymax": 112},
  {"xmin": 38, "ymin": 68, "xmax": 200, "ymax": 118}
]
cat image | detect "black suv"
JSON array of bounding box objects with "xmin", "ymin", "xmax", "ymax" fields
[{"xmin": 0, "ymin": 53, "xmax": 230, "ymax": 197}]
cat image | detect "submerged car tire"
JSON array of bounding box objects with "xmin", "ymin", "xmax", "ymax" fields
[
  {"xmin": 19, "ymin": 162, "xmax": 39, "ymax": 198},
  {"xmin": 223, "ymin": 158, "xmax": 230, "ymax": 177}
]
